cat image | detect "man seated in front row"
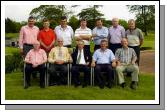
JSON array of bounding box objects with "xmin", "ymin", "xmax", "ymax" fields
[
  {"xmin": 48, "ymin": 38, "xmax": 72, "ymax": 85},
  {"xmin": 91, "ymin": 39, "xmax": 117, "ymax": 89},
  {"xmin": 115, "ymin": 38, "xmax": 139, "ymax": 89},
  {"xmin": 24, "ymin": 41, "xmax": 47, "ymax": 89},
  {"xmin": 71, "ymin": 40, "xmax": 92, "ymax": 88}
]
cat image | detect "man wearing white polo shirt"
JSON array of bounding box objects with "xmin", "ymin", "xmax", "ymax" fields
[{"xmin": 74, "ymin": 19, "xmax": 92, "ymax": 52}]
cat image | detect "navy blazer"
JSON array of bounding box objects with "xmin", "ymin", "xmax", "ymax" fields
[{"xmin": 71, "ymin": 48, "xmax": 92, "ymax": 66}]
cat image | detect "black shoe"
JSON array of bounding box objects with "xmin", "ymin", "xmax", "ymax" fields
[
  {"xmin": 24, "ymin": 85, "xmax": 29, "ymax": 89},
  {"xmin": 82, "ymin": 83, "xmax": 88, "ymax": 88},
  {"xmin": 130, "ymin": 81, "xmax": 137, "ymax": 89},
  {"xmin": 74, "ymin": 84, "xmax": 79, "ymax": 88},
  {"xmin": 121, "ymin": 82, "xmax": 126, "ymax": 88},
  {"xmin": 106, "ymin": 82, "xmax": 112, "ymax": 88},
  {"xmin": 99, "ymin": 84, "xmax": 104, "ymax": 89}
]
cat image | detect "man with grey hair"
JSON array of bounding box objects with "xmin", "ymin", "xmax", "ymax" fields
[
  {"xmin": 108, "ymin": 17, "xmax": 125, "ymax": 54},
  {"xmin": 71, "ymin": 40, "xmax": 92, "ymax": 88},
  {"xmin": 115, "ymin": 38, "xmax": 139, "ymax": 89},
  {"xmin": 125, "ymin": 19, "xmax": 144, "ymax": 65},
  {"xmin": 48, "ymin": 38, "xmax": 72, "ymax": 85}
]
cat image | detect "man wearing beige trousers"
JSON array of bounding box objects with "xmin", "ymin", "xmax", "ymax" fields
[{"xmin": 115, "ymin": 38, "xmax": 139, "ymax": 89}]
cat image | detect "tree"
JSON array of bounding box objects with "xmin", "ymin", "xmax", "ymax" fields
[
  {"xmin": 68, "ymin": 15, "xmax": 79, "ymax": 31},
  {"xmin": 5, "ymin": 18, "xmax": 21, "ymax": 33},
  {"xmin": 77, "ymin": 5, "xmax": 104, "ymax": 29},
  {"xmin": 127, "ymin": 5, "xmax": 155, "ymax": 36},
  {"xmin": 119, "ymin": 19, "xmax": 128, "ymax": 30},
  {"xmin": 30, "ymin": 5, "xmax": 73, "ymax": 22}
]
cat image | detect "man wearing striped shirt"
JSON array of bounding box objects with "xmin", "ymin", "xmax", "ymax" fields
[
  {"xmin": 115, "ymin": 38, "xmax": 139, "ymax": 89},
  {"xmin": 74, "ymin": 19, "xmax": 92, "ymax": 52}
]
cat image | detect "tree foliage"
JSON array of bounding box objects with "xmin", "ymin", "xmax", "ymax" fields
[
  {"xmin": 127, "ymin": 5, "xmax": 155, "ymax": 35},
  {"xmin": 5, "ymin": 18, "xmax": 21, "ymax": 33}
]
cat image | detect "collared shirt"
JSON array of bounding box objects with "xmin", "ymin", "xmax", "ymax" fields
[
  {"xmin": 74, "ymin": 27, "xmax": 92, "ymax": 45},
  {"xmin": 93, "ymin": 49, "xmax": 115, "ymax": 64},
  {"xmin": 115, "ymin": 47, "xmax": 137, "ymax": 65},
  {"xmin": 19, "ymin": 25, "xmax": 39, "ymax": 49},
  {"xmin": 92, "ymin": 26, "xmax": 109, "ymax": 45},
  {"xmin": 38, "ymin": 28, "xmax": 56, "ymax": 52},
  {"xmin": 25, "ymin": 49, "xmax": 47, "ymax": 65},
  {"xmin": 77, "ymin": 49, "xmax": 86, "ymax": 65},
  {"xmin": 48, "ymin": 46, "xmax": 71, "ymax": 63},
  {"xmin": 54, "ymin": 25, "xmax": 74, "ymax": 46},
  {"xmin": 108, "ymin": 25, "xmax": 125, "ymax": 44},
  {"xmin": 125, "ymin": 28, "xmax": 144, "ymax": 46}
]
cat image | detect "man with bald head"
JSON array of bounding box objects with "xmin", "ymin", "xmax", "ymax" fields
[
  {"xmin": 48, "ymin": 38, "xmax": 72, "ymax": 85},
  {"xmin": 108, "ymin": 18, "xmax": 125, "ymax": 54},
  {"xmin": 24, "ymin": 41, "xmax": 47, "ymax": 89}
]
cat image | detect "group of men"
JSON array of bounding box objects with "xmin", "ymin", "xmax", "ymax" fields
[{"xmin": 19, "ymin": 16, "xmax": 143, "ymax": 89}]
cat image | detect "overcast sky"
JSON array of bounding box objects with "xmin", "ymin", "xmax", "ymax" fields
[{"xmin": 5, "ymin": 5, "xmax": 136, "ymax": 22}]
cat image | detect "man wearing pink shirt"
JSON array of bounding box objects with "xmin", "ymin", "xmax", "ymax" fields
[
  {"xmin": 19, "ymin": 16, "xmax": 39, "ymax": 57},
  {"xmin": 108, "ymin": 18, "xmax": 125, "ymax": 54},
  {"xmin": 24, "ymin": 41, "xmax": 47, "ymax": 89}
]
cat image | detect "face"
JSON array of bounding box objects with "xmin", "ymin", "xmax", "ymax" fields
[
  {"xmin": 112, "ymin": 18, "xmax": 119, "ymax": 27},
  {"xmin": 28, "ymin": 19, "xmax": 35, "ymax": 27},
  {"xmin": 100, "ymin": 41, "xmax": 108, "ymax": 50},
  {"xmin": 61, "ymin": 19, "xmax": 67, "ymax": 27},
  {"xmin": 33, "ymin": 44, "xmax": 40, "ymax": 50},
  {"xmin": 78, "ymin": 42, "xmax": 84, "ymax": 50},
  {"xmin": 43, "ymin": 21, "xmax": 50, "ymax": 28},
  {"xmin": 57, "ymin": 40, "xmax": 63, "ymax": 47},
  {"xmin": 121, "ymin": 38, "xmax": 128, "ymax": 47},
  {"xmin": 96, "ymin": 20, "xmax": 103, "ymax": 28},
  {"xmin": 80, "ymin": 21, "xmax": 87, "ymax": 28},
  {"xmin": 128, "ymin": 21, "xmax": 135, "ymax": 30}
]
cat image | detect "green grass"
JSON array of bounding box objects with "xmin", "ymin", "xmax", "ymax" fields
[
  {"xmin": 5, "ymin": 33, "xmax": 19, "ymax": 39},
  {"xmin": 5, "ymin": 47, "xmax": 19, "ymax": 55},
  {"xmin": 5, "ymin": 71, "xmax": 155, "ymax": 100},
  {"xmin": 141, "ymin": 32, "xmax": 155, "ymax": 50}
]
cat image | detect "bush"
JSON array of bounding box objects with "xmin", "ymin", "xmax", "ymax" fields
[{"xmin": 5, "ymin": 52, "xmax": 23, "ymax": 73}]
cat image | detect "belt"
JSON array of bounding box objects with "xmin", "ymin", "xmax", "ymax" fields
[{"xmin": 24, "ymin": 43, "xmax": 33, "ymax": 46}]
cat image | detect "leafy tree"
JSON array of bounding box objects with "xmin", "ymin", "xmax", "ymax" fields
[
  {"xmin": 119, "ymin": 19, "xmax": 128, "ymax": 30},
  {"xmin": 127, "ymin": 5, "xmax": 155, "ymax": 36},
  {"xmin": 5, "ymin": 18, "xmax": 21, "ymax": 33},
  {"xmin": 68, "ymin": 15, "xmax": 79, "ymax": 31}
]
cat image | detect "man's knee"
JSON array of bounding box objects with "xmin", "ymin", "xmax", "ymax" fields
[{"xmin": 116, "ymin": 66, "xmax": 123, "ymax": 72}]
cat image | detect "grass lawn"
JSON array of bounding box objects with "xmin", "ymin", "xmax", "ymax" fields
[
  {"xmin": 5, "ymin": 71, "xmax": 155, "ymax": 100},
  {"xmin": 5, "ymin": 47, "xmax": 19, "ymax": 55},
  {"xmin": 5, "ymin": 33, "xmax": 19, "ymax": 39},
  {"xmin": 141, "ymin": 32, "xmax": 155, "ymax": 50}
]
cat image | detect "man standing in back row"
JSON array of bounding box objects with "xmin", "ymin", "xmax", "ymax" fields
[{"xmin": 108, "ymin": 18, "xmax": 125, "ymax": 54}]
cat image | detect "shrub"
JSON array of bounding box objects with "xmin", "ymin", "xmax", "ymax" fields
[{"xmin": 5, "ymin": 52, "xmax": 23, "ymax": 73}]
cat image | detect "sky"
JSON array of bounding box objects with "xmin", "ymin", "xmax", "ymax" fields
[{"xmin": 5, "ymin": 5, "xmax": 136, "ymax": 22}]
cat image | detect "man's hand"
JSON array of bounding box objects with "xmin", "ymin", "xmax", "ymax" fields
[
  {"xmin": 91, "ymin": 62, "xmax": 96, "ymax": 67},
  {"xmin": 116, "ymin": 61, "xmax": 122, "ymax": 66},
  {"xmin": 131, "ymin": 61, "xmax": 136, "ymax": 65},
  {"xmin": 112, "ymin": 62, "xmax": 117, "ymax": 68},
  {"xmin": 92, "ymin": 34, "xmax": 97, "ymax": 38},
  {"xmin": 32, "ymin": 63, "xmax": 38, "ymax": 68}
]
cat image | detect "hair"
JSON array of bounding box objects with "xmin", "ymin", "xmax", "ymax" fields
[
  {"xmin": 80, "ymin": 18, "xmax": 87, "ymax": 22},
  {"xmin": 78, "ymin": 40, "xmax": 85, "ymax": 45},
  {"xmin": 33, "ymin": 41, "xmax": 40, "ymax": 45},
  {"xmin": 61, "ymin": 16, "xmax": 67, "ymax": 20},
  {"xmin": 128, "ymin": 19, "xmax": 135, "ymax": 24},
  {"xmin": 42, "ymin": 18, "xmax": 49, "ymax": 23},
  {"xmin": 57, "ymin": 37, "xmax": 64, "ymax": 41},
  {"xmin": 28, "ymin": 16, "xmax": 35, "ymax": 21},
  {"xmin": 100, "ymin": 39, "xmax": 108, "ymax": 44},
  {"xmin": 112, "ymin": 17, "xmax": 119, "ymax": 22},
  {"xmin": 96, "ymin": 18, "xmax": 103, "ymax": 22}
]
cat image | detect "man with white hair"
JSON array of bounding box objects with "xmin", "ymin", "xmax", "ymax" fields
[
  {"xmin": 24, "ymin": 41, "xmax": 47, "ymax": 89},
  {"xmin": 48, "ymin": 38, "xmax": 72, "ymax": 85},
  {"xmin": 108, "ymin": 18, "xmax": 125, "ymax": 54}
]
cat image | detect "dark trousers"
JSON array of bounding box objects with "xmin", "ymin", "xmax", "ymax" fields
[
  {"xmin": 109, "ymin": 43, "xmax": 122, "ymax": 54},
  {"xmin": 71, "ymin": 65, "xmax": 90, "ymax": 85},
  {"xmin": 23, "ymin": 44, "xmax": 33, "ymax": 57},
  {"xmin": 94, "ymin": 45, "xmax": 101, "ymax": 51},
  {"xmin": 95, "ymin": 64, "xmax": 113, "ymax": 86},
  {"xmin": 48, "ymin": 64, "xmax": 68, "ymax": 85},
  {"xmin": 25, "ymin": 63, "xmax": 45, "ymax": 86},
  {"xmin": 129, "ymin": 46, "xmax": 140, "ymax": 65}
]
